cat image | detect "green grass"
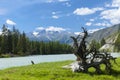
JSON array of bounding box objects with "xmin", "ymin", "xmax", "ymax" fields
[{"xmin": 0, "ymin": 58, "xmax": 120, "ymax": 80}]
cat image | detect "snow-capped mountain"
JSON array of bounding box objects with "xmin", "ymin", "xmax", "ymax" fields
[
  {"xmin": 27, "ymin": 27, "xmax": 76, "ymax": 44},
  {"xmin": 27, "ymin": 24, "xmax": 120, "ymax": 44},
  {"xmin": 26, "ymin": 26, "xmax": 106, "ymax": 44}
]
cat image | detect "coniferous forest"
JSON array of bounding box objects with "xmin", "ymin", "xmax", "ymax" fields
[{"xmin": 0, "ymin": 24, "xmax": 73, "ymax": 57}]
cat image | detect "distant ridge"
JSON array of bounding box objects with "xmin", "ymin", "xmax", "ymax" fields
[
  {"xmin": 100, "ymin": 31, "xmax": 120, "ymax": 52},
  {"xmin": 87, "ymin": 24, "xmax": 120, "ymax": 42}
]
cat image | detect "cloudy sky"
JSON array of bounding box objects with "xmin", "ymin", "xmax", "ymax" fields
[{"xmin": 0, "ymin": 0, "xmax": 120, "ymax": 33}]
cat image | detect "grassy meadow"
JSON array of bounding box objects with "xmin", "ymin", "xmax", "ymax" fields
[{"xmin": 0, "ymin": 58, "xmax": 120, "ymax": 80}]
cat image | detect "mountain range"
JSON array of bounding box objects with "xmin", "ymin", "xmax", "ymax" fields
[
  {"xmin": 27, "ymin": 29, "xmax": 75, "ymax": 44},
  {"xmin": 27, "ymin": 24, "xmax": 120, "ymax": 45}
]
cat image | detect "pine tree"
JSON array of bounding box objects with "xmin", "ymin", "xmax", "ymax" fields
[
  {"xmin": 22, "ymin": 32, "xmax": 27, "ymax": 53},
  {"xmin": 1, "ymin": 24, "xmax": 10, "ymax": 53},
  {"xmin": 7, "ymin": 30, "xmax": 13, "ymax": 53},
  {"xmin": 12, "ymin": 26, "xmax": 20, "ymax": 54},
  {"xmin": 100, "ymin": 38, "xmax": 106, "ymax": 46}
]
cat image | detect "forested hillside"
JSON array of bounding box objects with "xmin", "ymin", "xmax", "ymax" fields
[{"xmin": 0, "ymin": 24, "xmax": 72, "ymax": 57}]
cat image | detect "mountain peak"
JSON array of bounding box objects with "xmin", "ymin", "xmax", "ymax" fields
[{"xmin": 27, "ymin": 27, "xmax": 75, "ymax": 43}]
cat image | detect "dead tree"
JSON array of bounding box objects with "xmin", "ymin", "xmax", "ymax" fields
[{"xmin": 71, "ymin": 27, "xmax": 117, "ymax": 74}]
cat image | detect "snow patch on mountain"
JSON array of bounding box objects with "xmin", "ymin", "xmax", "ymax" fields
[
  {"xmin": 27, "ymin": 26, "xmax": 75, "ymax": 43},
  {"xmin": 33, "ymin": 31, "xmax": 39, "ymax": 37}
]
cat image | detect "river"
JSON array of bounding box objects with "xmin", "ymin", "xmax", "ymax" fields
[{"xmin": 0, "ymin": 53, "xmax": 120, "ymax": 69}]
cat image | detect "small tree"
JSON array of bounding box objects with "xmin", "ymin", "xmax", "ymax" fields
[
  {"xmin": 100, "ymin": 38, "xmax": 106, "ymax": 46},
  {"xmin": 89, "ymin": 39, "xmax": 101, "ymax": 51}
]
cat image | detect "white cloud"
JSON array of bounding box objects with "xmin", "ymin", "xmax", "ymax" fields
[
  {"xmin": 104, "ymin": 0, "xmax": 120, "ymax": 8},
  {"xmin": 36, "ymin": 27, "xmax": 45, "ymax": 30},
  {"xmin": 51, "ymin": 11, "xmax": 69, "ymax": 19},
  {"xmin": 94, "ymin": 22, "xmax": 111, "ymax": 27},
  {"xmin": 52, "ymin": 12, "xmax": 56, "ymax": 15},
  {"xmin": 73, "ymin": 8, "xmax": 94, "ymax": 15},
  {"xmin": 93, "ymin": 7, "xmax": 104, "ymax": 11},
  {"xmin": 36, "ymin": 26, "xmax": 66, "ymax": 32},
  {"xmin": 105, "ymin": 3, "xmax": 111, "ymax": 7},
  {"xmin": 73, "ymin": 7, "xmax": 104, "ymax": 15},
  {"xmin": 100, "ymin": 8, "xmax": 120, "ymax": 25},
  {"xmin": 85, "ymin": 22, "xmax": 92, "ymax": 26},
  {"xmin": 75, "ymin": 28, "xmax": 103, "ymax": 34},
  {"xmin": 74, "ymin": 32, "xmax": 80, "ymax": 35},
  {"xmin": 46, "ymin": 26, "xmax": 66, "ymax": 32},
  {"xmin": 99, "ymin": 0, "xmax": 120, "ymax": 25},
  {"xmin": 58, "ymin": 0, "xmax": 69, "ymax": 2},
  {"xmin": 88, "ymin": 28, "xmax": 103, "ymax": 33},
  {"xmin": 64, "ymin": 2, "xmax": 71, "ymax": 7},
  {"xmin": 74, "ymin": 32, "xmax": 84, "ymax": 35},
  {"xmin": 90, "ymin": 19, "xmax": 95, "ymax": 22},
  {"xmin": 52, "ymin": 11, "xmax": 61, "ymax": 15},
  {"xmin": 112, "ymin": 0, "xmax": 120, "ymax": 7},
  {"xmin": 110, "ymin": 19, "xmax": 120, "ymax": 24},
  {"xmin": 6, "ymin": 19, "xmax": 16, "ymax": 25},
  {"xmin": 51, "ymin": 11, "xmax": 63, "ymax": 19},
  {"xmin": 52, "ymin": 15, "xmax": 59, "ymax": 19}
]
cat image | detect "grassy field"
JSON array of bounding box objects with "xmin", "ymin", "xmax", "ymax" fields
[{"xmin": 0, "ymin": 58, "xmax": 120, "ymax": 80}]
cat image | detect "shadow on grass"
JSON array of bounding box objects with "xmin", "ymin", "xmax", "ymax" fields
[
  {"xmin": 82, "ymin": 69, "xmax": 120, "ymax": 77},
  {"xmin": 110, "ymin": 69, "xmax": 120, "ymax": 76}
]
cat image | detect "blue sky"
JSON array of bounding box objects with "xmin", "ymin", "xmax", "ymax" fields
[{"xmin": 0, "ymin": 0, "xmax": 120, "ymax": 33}]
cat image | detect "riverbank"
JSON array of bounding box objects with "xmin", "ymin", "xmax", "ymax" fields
[
  {"xmin": 0, "ymin": 53, "xmax": 73, "ymax": 58},
  {"xmin": 0, "ymin": 52, "xmax": 120, "ymax": 58},
  {"xmin": 0, "ymin": 54, "xmax": 76, "ymax": 69},
  {"xmin": 0, "ymin": 58, "xmax": 120, "ymax": 80}
]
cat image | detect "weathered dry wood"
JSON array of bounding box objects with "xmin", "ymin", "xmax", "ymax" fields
[{"xmin": 70, "ymin": 27, "xmax": 116, "ymax": 74}]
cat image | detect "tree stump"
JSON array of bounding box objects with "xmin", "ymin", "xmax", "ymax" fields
[{"xmin": 70, "ymin": 27, "xmax": 116, "ymax": 74}]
